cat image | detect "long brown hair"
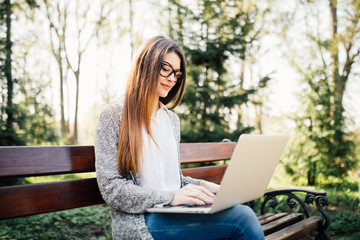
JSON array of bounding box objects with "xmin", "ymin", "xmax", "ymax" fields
[{"xmin": 117, "ymin": 36, "xmax": 187, "ymax": 175}]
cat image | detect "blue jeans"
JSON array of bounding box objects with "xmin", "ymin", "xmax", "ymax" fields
[{"xmin": 145, "ymin": 205, "xmax": 265, "ymax": 240}]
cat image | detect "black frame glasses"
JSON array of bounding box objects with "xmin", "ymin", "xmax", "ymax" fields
[{"xmin": 159, "ymin": 62, "xmax": 183, "ymax": 83}]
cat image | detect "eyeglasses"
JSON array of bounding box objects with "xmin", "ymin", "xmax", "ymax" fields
[{"xmin": 159, "ymin": 62, "xmax": 183, "ymax": 83}]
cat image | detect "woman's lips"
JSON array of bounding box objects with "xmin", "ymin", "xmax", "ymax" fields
[{"xmin": 161, "ymin": 83, "xmax": 172, "ymax": 90}]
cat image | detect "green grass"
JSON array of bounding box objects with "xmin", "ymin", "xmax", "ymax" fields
[
  {"xmin": 0, "ymin": 205, "xmax": 111, "ymax": 240},
  {"xmin": 26, "ymin": 172, "xmax": 97, "ymax": 184},
  {"xmin": 328, "ymin": 210, "xmax": 360, "ymax": 239}
]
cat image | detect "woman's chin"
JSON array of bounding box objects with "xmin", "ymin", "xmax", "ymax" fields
[{"xmin": 158, "ymin": 91, "xmax": 169, "ymax": 98}]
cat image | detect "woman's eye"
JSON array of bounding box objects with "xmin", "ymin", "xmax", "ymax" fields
[{"xmin": 162, "ymin": 66, "xmax": 171, "ymax": 72}]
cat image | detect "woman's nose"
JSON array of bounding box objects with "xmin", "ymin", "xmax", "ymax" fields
[{"xmin": 167, "ymin": 72, "xmax": 176, "ymax": 82}]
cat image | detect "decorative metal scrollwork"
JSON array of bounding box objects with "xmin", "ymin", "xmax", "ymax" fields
[
  {"xmin": 305, "ymin": 192, "xmax": 316, "ymax": 205},
  {"xmin": 260, "ymin": 188, "xmax": 330, "ymax": 234},
  {"xmin": 315, "ymin": 195, "xmax": 330, "ymax": 230},
  {"xmin": 266, "ymin": 195, "xmax": 278, "ymax": 209},
  {"xmin": 243, "ymin": 200, "xmax": 255, "ymax": 209}
]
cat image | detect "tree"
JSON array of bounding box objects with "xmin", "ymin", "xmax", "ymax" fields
[
  {"xmin": 1, "ymin": 0, "xmax": 41, "ymax": 146},
  {"xmin": 168, "ymin": 0, "xmax": 271, "ymax": 142},
  {"xmin": 1, "ymin": 0, "xmax": 59, "ymax": 146},
  {"xmin": 43, "ymin": 0, "xmax": 116, "ymax": 143},
  {"xmin": 0, "ymin": 0, "xmax": 22, "ymax": 145},
  {"xmin": 278, "ymin": 0, "xmax": 359, "ymax": 185},
  {"xmin": 43, "ymin": 0, "xmax": 68, "ymax": 139}
]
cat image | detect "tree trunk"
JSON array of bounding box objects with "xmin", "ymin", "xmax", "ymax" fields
[
  {"xmin": 329, "ymin": 0, "xmax": 347, "ymax": 169},
  {"xmin": 4, "ymin": 0, "xmax": 14, "ymax": 140},
  {"xmin": 73, "ymin": 70, "xmax": 80, "ymax": 144},
  {"xmin": 329, "ymin": 0, "xmax": 342, "ymax": 109},
  {"xmin": 129, "ymin": 0, "xmax": 134, "ymax": 60},
  {"xmin": 58, "ymin": 44, "xmax": 66, "ymax": 137},
  {"xmin": 45, "ymin": 0, "xmax": 68, "ymax": 138}
]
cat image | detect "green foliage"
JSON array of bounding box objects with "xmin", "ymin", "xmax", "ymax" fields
[
  {"xmin": 0, "ymin": 76, "xmax": 59, "ymax": 146},
  {"xmin": 0, "ymin": 177, "xmax": 29, "ymax": 187},
  {"xmin": 279, "ymin": 0, "xmax": 359, "ymax": 185},
  {"xmin": 0, "ymin": 0, "xmax": 58, "ymax": 146},
  {"xmin": 0, "ymin": 206, "xmax": 112, "ymax": 240},
  {"xmin": 0, "ymin": 0, "xmax": 24, "ymax": 146},
  {"xmin": 323, "ymin": 175, "xmax": 360, "ymax": 211},
  {"xmin": 16, "ymin": 77, "xmax": 59, "ymax": 145},
  {"xmin": 169, "ymin": 0, "xmax": 271, "ymax": 142},
  {"xmin": 329, "ymin": 211, "xmax": 360, "ymax": 238},
  {"xmin": 283, "ymin": 70, "xmax": 357, "ymax": 185}
]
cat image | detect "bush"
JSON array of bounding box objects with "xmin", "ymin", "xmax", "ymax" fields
[
  {"xmin": 0, "ymin": 205, "xmax": 111, "ymax": 240},
  {"xmin": 329, "ymin": 210, "xmax": 360, "ymax": 238}
]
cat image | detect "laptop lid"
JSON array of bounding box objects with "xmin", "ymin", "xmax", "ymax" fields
[
  {"xmin": 209, "ymin": 134, "xmax": 289, "ymax": 213},
  {"xmin": 147, "ymin": 134, "xmax": 289, "ymax": 214}
]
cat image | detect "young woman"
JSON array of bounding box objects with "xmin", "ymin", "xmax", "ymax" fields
[{"xmin": 95, "ymin": 36, "xmax": 264, "ymax": 240}]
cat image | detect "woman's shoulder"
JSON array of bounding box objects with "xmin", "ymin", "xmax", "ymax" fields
[
  {"xmin": 98, "ymin": 97, "xmax": 124, "ymax": 126},
  {"xmin": 163, "ymin": 106, "xmax": 179, "ymax": 122},
  {"xmin": 163, "ymin": 106, "xmax": 180, "ymax": 132}
]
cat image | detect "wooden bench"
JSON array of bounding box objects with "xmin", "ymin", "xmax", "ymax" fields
[{"xmin": 0, "ymin": 143, "xmax": 330, "ymax": 239}]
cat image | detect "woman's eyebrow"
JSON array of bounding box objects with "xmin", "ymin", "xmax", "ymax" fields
[{"xmin": 162, "ymin": 61, "xmax": 181, "ymax": 71}]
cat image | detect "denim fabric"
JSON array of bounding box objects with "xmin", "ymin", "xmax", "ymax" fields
[{"xmin": 145, "ymin": 204, "xmax": 265, "ymax": 240}]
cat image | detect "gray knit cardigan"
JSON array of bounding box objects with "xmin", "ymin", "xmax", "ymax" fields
[{"xmin": 94, "ymin": 99, "xmax": 200, "ymax": 240}]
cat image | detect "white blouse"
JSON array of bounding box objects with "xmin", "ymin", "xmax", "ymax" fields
[{"xmin": 139, "ymin": 104, "xmax": 181, "ymax": 191}]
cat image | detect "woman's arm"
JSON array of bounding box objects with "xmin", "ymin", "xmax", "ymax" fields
[
  {"xmin": 166, "ymin": 110, "xmax": 218, "ymax": 205},
  {"xmin": 95, "ymin": 105, "xmax": 174, "ymax": 213}
]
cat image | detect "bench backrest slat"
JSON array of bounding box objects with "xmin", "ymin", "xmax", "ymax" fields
[
  {"xmin": 180, "ymin": 142, "xmax": 235, "ymax": 164},
  {"xmin": 0, "ymin": 143, "xmax": 235, "ymax": 178},
  {"xmin": 182, "ymin": 165, "xmax": 227, "ymax": 184},
  {"xmin": 0, "ymin": 178, "xmax": 104, "ymax": 220},
  {"xmin": 0, "ymin": 146, "xmax": 95, "ymax": 178}
]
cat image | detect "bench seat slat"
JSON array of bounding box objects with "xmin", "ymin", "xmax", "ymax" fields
[
  {"xmin": 265, "ymin": 216, "xmax": 322, "ymax": 240},
  {"xmin": 0, "ymin": 178, "xmax": 105, "ymax": 220},
  {"xmin": 259, "ymin": 213, "xmax": 289, "ymax": 225},
  {"xmin": 182, "ymin": 165, "xmax": 227, "ymax": 184},
  {"xmin": 262, "ymin": 213, "xmax": 304, "ymax": 235},
  {"xmin": 257, "ymin": 213, "xmax": 275, "ymax": 220}
]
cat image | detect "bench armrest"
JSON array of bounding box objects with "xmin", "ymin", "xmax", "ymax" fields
[{"xmin": 260, "ymin": 188, "xmax": 330, "ymax": 232}]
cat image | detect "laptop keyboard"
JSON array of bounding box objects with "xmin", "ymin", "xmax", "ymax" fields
[{"xmin": 178, "ymin": 203, "xmax": 212, "ymax": 208}]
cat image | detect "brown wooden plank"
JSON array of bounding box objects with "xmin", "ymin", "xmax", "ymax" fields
[
  {"xmin": 0, "ymin": 143, "xmax": 234, "ymax": 178},
  {"xmin": 265, "ymin": 216, "xmax": 322, "ymax": 240},
  {"xmin": 0, "ymin": 178, "xmax": 105, "ymax": 220},
  {"xmin": 0, "ymin": 146, "xmax": 95, "ymax": 178},
  {"xmin": 259, "ymin": 213, "xmax": 289, "ymax": 225},
  {"xmin": 262, "ymin": 213, "xmax": 304, "ymax": 236},
  {"xmin": 180, "ymin": 142, "xmax": 236, "ymax": 164},
  {"xmin": 182, "ymin": 165, "xmax": 227, "ymax": 184},
  {"xmin": 257, "ymin": 213, "xmax": 275, "ymax": 220}
]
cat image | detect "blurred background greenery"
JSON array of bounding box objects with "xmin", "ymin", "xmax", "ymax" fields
[{"xmin": 1, "ymin": 0, "xmax": 359, "ymax": 239}]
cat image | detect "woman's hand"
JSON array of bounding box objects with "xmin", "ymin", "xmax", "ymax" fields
[
  {"xmin": 200, "ymin": 180, "xmax": 220, "ymax": 194},
  {"xmin": 170, "ymin": 184, "xmax": 216, "ymax": 206}
]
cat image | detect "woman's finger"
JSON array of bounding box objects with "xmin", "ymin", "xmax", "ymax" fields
[
  {"xmin": 186, "ymin": 184, "xmax": 216, "ymax": 198},
  {"xmin": 170, "ymin": 184, "xmax": 216, "ymax": 206},
  {"xmin": 184, "ymin": 196, "xmax": 206, "ymax": 205},
  {"xmin": 193, "ymin": 185, "xmax": 216, "ymax": 198},
  {"xmin": 185, "ymin": 185, "xmax": 215, "ymax": 204}
]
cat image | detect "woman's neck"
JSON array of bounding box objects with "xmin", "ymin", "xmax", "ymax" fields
[{"xmin": 152, "ymin": 100, "xmax": 161, "ymax": 115}]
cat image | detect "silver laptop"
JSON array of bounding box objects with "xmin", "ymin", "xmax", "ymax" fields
[{"xmin": 146, "ymin": 134, "xmax": 289, "ymax": 214}]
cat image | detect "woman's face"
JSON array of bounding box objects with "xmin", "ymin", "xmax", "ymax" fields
[{"xmin": 156, "ymin": 51, "xmax": 181, "ymax": 99}]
